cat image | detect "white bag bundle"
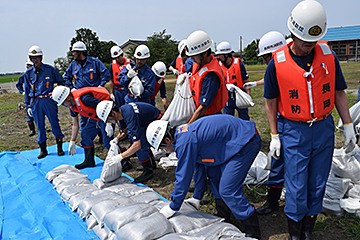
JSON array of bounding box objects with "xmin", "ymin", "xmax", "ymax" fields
[
  {"xmin": 244, "ymin": 151, "xmax": 269, "ymax": 185},
  {"xmin": 347, "ymin": 184, "xmax": 360, "ymax": 199},
  {"xmin": 104, "ymin": 183, "xmax": 153, "ymax": 197},
  {"xmin": 68, "ymin": 189, "xmax": 102, "ymax": 211},
  {"xmin": 93, "ymin": 177, "xmax": 131, "ymax": 189},
  {"xmin": 100, "ymin": 157, "xmax": 123, "ymax": 183},
  {"xmin": 339, "ymin": 198, "xmax": 360, "ymax": 216},
  {"xmin": 192, "ymin": 222, "xmax": 246, "ymax": 239},
  {"xmin": 324, "ymin": 174, "xmax": 351, "ymax": 200},
  {"xmin": 106, "ymin": 142, "xmax": 120, "ymax": 159},
  {"xmin": 104, "ymin": 203, "xmax": 158, "ymax": 232},
  {"xmin": 61, "ymin": 184, "xmax": 97, "ymax": 201},
  {"xmin": 337, "ymin": 101, "xmax": 360, "ymax": 134},
  {"xmin": 55, "ymin": 177, "xmax": 92, "ymax": 194},
  {"xmin": 52, "ymin": 171, "xmax": 88, "ymax": 188},
  {"xmin": 234, "ymin": 85, "xmax": 255, "ymax": 109},
  {"xmin": 322, "ymin": 198, "xmax": 344, "ymax": 216},
  {"xmin": 332, "ymin": 146, "xmax": 360, "ymax": 183},
  {"xmin": 45, "ymin": 164, "xmax": 81, "ymax": 182},
  {"xmin": 161, "ymin": 73, "xmax": 196, "ymax": 127},
  {"xmin": 115, "ymin": 212, "xmax": 174, "ymax": 240},
  {"xmin": 128, "ymin": 76, "xmax": 144, "ymax": 97},
  {"xmin": 129, "ymin": 191, "xmax": 162, "ymax": 204}
]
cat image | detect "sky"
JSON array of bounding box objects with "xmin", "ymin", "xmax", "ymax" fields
[{"xmin": 1, "ymin": 0, "xmax": 359, "ymax": 73}]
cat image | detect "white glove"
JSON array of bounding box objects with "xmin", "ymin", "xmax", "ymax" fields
[
  {"xmin": 68, "ymin": 141, "xmax": 77, "ymax": 156},
  {"xmin": 176, "ymin": 73, "xmax": 187, "ymax": 86},
  {"xmin": 343, "ymin": 123, "xmax": 357, "ymax": 153},
  {"xmin": 110, "ymin": 94, "xmax": 115, "ymax": 102},
  {"xmin": 243, "ymin": 82, "xmax": 257, "ymax": 90},
  {"xmin": 172, "ymin": 69, "xmax": 180, "ymax": 76},
  {"xmin": 27, "ymin": 108, "xmax": 33, "ymax": 117},
  {"xmin": 105, "ymin": 123, "xmax": 114, "ymax": 137},
  {"xmin": 184, "ymin": 197, "xmax": 200, "ymax": 210},
  {"xmin": 71, "ymin": 88, "xmax": 76, "ymax": 92},
  {"xmin": 110, "ymin": 138, "xmax": 118, "ymax": 146},
  {"xmin": 159, "ymin": 204, "xmax": 176, "ymax": 219},
  {"xmin": 269, "ymin": 133, "xmax": 281, "ymax": 160},
  {"xmin": 22, "ymin": 92, "xmax": 25, "ymax": 95},
  {"xmin": 127, "ymin": 69, "xmax": 137, "ymax": 78},
  {"xmin": 226, "ymin": 84, "xmax": 235, "ymax": 92},
  {"xmin": 355, "ymin": 122, "xmax": 360, "ymax": 135},
  {"xmin": 107, "ymin": 153, "xmax": 123, "ymax": 166}
]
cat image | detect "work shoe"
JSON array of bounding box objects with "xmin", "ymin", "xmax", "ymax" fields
[
  {"xmin": 75, "ymin": 147, "xmax": 95, "ymax": 169},
  {"xmin": 28, "ymin": 122, "xmax": 36, "ymax": 137},
  {"xmin": 256, "ymin": 186, "xmax": 282, "ymax": 215},
  {"xmin": 97, "ymin": 131, "xmax": 103, "ymax": 144},
  {"xmin": 134, "ymin": 160, "xmax": 153, "ymax": 183},
  {"xmin": 301, "ymin": 215, "xmax": 317, "ymax": 240},
  {"xmin": 37, "ymin": 141, "xmax": 48, "ymax": 159},
  {"xmin": 56, "ymin": 138, "xmax": 65, "ymax": 156},
  {"xmin": 121, "ymin": 158, "xmax": 132, "ymax": 172},
  {"xmin": 241, "ymin": 211, "xmax": 261, "ymax": 239},
  {"xmin": 287, "ymin": 216, "xmax": 303, "ymax": 240},
  {"xmin": 215, "ymin": 198, "xmax": 232, "ymax": 223}
]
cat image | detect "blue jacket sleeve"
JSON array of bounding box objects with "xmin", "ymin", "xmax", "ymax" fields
[
  {"xmin": 159, "ymin": 81, "xmax": 166, "ymax": 98},
  {"xmin": 192, "ymin": 164, "xmax": 207, "ymax": 200},
  {"xmin": 140, "ymin": 70, "xmax": 156, "ymax": 99},
  {"xmin": 63, "ymin": 63, "xmax": 75, "ymax": 89},
  {"xmin": 16, "ymin": 74, "xmax": 25, "ymax": 94},
  {"xmin": 118, "ymin": 66, "xmax": 131, "ymax": 87}
]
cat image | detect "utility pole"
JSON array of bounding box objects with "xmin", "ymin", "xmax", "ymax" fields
[{"xmin": 239, "ymin": 36, "xmax": 242, "ymax": 58}]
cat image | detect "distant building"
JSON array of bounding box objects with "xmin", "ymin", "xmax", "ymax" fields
[
  {"xmin": 120, "ymin": 39, "xmax": 146, "ymax": 58},
  {"xmin": 322, "ymin": 25, "xmax": 360, "ymax": 62}
]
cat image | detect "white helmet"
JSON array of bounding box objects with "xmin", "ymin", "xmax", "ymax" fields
[
  {"xmin": 186, "ymin": 30, "xmax": 213, "ymax": 56},
  {"xmin": 72, "ymin": 41, "xmax": 87, "ymax": 51},
  {"xmin": 287, "ymin": 0, "xmax": 327, "ymax": 42},
  {"xmin": 152, "ymin": 61, "xmax": 167, "ymax": 78},
  {"xmin": 110, "ymin": 46, "xmax": 123, "ymax": 58},
  {"xmin": 134, "ymin": 44, "xmax": 150, "ymax": 59},
  {"xmin": 178, "ymin": 39, "xmax": 187, "ymax": 55},
  {"xmin": 28, "ymin": 45, "xmax": 43, "ymax": 56},
  {"xmin": 146, "ymin": 120, "xmax": 169, "ymax": 150},
  {"xmin": 215, "ymin": 41, "xmax": 233, "ymax": 55},
  {"xmin": 25, "ymin": 59, "xmax": 33, "ymax": 66},
  {"xmin": 258, "ymin": 31, "xmax": 286, "ymax": 56},
  {"xmin": 96, "ymin": 100, "xmax": 114, "ymax": 122},
  {"xmin": 52, "ymin": 86, "xmax": 70, "ymax": 106}
]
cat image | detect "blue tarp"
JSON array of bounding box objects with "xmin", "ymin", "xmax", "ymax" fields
[{"xmin": 0, "ymin": 143, "xmax": 166, "ymax": 240}]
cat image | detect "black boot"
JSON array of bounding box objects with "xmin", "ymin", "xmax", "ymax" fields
[
  {"xmin": 241, "ymin": 211, "xmax": 261, "ymax": 239},
  {"xmin": 28, "ymin": 122, "xmax": 36, "ymax": 137},
  {"xmin": 134, "ymin": 160, "xmax": 153, "ymax": 183},
  {"xmin": 301, "ymin": 215, "xmax": 317, "ymax": 240},
  {"xmin": 75, "ymin": 147, "xmax": 95, "ymax": 169},
  {"xmin": 215, "ymin": 198, "xmax": 232, "ymax": 223},
  {"xmin": 287, "ymin": 217, "xmax": 303, "ymax": 240},
  {"xmin": 98, "ymin": 131, "xmax": 103, "ymax": 144},
  {"xmin": 37, "ymin": 141, "xmax": 48, "ymax": 159},
  {"xmin": 149, "ymin": 150, "xmax": 157, "ymax": 169},
  {"xmin": 56, "ymin": 138, "xmax": 65, "ymax": 156},
  {"xmin": 256, "ymin": 186, "xmax": 282, "ymax": 215},
  {"xmin": 121, "ymin": 157, "xmax": 132, "ymax": 172}
]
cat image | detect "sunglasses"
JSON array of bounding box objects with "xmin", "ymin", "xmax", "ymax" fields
[{"xmin": 30, "ymin": 56, "xmax": 41, "ymax": 60}]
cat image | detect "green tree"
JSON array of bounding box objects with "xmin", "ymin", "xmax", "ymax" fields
[
  {"xmin": 243, "ymin": 39, "xmax": 262, "ymax": 62},
  {"xmin": 54, "ymin": 57, "xmax": 70, "ymax": 76}
]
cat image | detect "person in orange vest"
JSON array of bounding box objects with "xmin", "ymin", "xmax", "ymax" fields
[
  {"xmin": 169, "ymin": 39, "xmax": 194, "ymax": 77},
  {"xmin": 215, "ymin": 41, "xmax": 251, "ymax": 120},
  {"xmin": 150, "ymin": 61, "xmax": 168, "ymax": 110},
  {"xmin": 109, "ymin": 46, "xmax": 131, "ymax": 108},
  {"xmin": 264, "ymin": 1, "xmax": 356, "ymax": 239},
  {"xmin": 52, "ymin": 86, "xmax": 131, "ymax": 171}
]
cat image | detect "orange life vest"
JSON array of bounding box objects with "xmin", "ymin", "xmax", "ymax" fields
[
  {"xmin": 112, "ymin": 58, "xmax": 131, "ymax": 85},
  {"xmin": 219, "ymin": 57, "xmax": 244, "ymax": 87},
  {"xmin": 190, "ymin": 55, "xmax": 228, "ymax": 115},
  {"xmin": 275, "ymin": 42, "xmax": 335, "ymax": 122},
  {"xmin": 70, "ymin": 87, "xmax": 110, "ymax": 121},
  {"xmin": 150, "ymin": 77, "xmax": 165, "ymax": 99},
  {"xmin": 175, "ymin": 55, "xmax": 186, "ymax": 76}
]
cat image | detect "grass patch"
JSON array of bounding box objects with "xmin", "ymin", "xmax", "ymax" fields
[{"xmin": 0, "ymin": 74, "xmax": 21, "ymax": 84}]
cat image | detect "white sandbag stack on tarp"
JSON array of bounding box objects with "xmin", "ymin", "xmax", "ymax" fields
[
  {"xmin": 234, "ymin": 86, "xmax": 255, "ymax": 109},
  {"xmin": 161, "ymin": 73, "xmax": 196, "ymax": 127},
  {"xmin": 102, "ymin": 182, "xmax": 154, "ymax": 197},
  {"xmin": 337, "ymin": 101, "xmax": 360, "ymax": 135},
  {"xmin": 45, "ymin": 164, "xmax": 82, "ymax": 181}
]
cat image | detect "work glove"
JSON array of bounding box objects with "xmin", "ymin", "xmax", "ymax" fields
[
  {"xmin": 107, "ymin": 153, "xmax": 123, "ymax": 165},
  {"xmin": 172, "ymin": 69, "xmax": 180, "ymax": 76},
  {"xmin": 27, "ymin": 107, "xmax": 33, "ymax": 117},
  {"xmin": 110, "ymin": 138, "xmax": 118, "ymax": 147},
  {"xmin": 355, "ymin": 122, "xmax": 360, "ymax": 135},
  {"xmin": 226, "ymin": 84, "xmax": 235, "ymax": 92},
  {"xmin": 105, "ymin": 123, "xmax": 114, "ymax": 137},
  {"xmin": 184, "ymin": 197, "xmax": 200, "ymax": 210},
  {"xmin": 159, "ymin": 204, "xmax": 176, "ymax": 219},
  {"xmin": 22, "ymin": 92, "xmax": 25, "ymax": 95},
  {"xmin": 68, "ymin": 141, "xmax": 77, "ymax": 156},
  {"xmin": 243, "ymin": 82, "xmax": 257, "ymax": 90},
  {"xmin": 176, "ymin": 73, "xmax": 187, "ymax": 86},
  {"xmin": 110, "ymin": 94, "xmax": 115, "ymax": 102},
  {"xmin": 127, "ymin": 69, "xmax": 137, "ymax": 78},
  {"xmin": 269, "ymin": 133, "xmax": 281, "ymax": 160},
  {"xmin": 343, "ymin": 123, "xmax": 357, "ymax": 153},
  {"xmin": 71, "ymin": 88, "xmax": 76, "ymax": 92}
]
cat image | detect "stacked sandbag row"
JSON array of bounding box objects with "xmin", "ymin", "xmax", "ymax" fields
[
  {"xmin": 323, "ymin": 147, "xmax": 360, "ymax": 216},
  {"xmin": 46, "ymin": 164, "xmax": 252, "ymax": 240}
]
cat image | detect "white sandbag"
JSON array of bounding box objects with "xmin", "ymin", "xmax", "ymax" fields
[
  {"xmin": 61, "ymin": 184, "xmax": 97, "ymax": 202},
  {"xmin": 324, "ymin": 174, "xmax": 351, "ymax": 200},
  {"xmin": 104, "ymin": 203, "xmax": 159, "ymax": 232},
  {"xmin": 107, "ymin": 231, "xmax": 117, "ymax": 240},
  {"xmin": 106, "ymin": 142, "xmax": 120, "ymax": 159},
  {"xmin": 169, "ymin": 211, "xmax": 223, "ymax": 234},
  {"xmin": 77, "ymin": 190, "xmax": 120, "ymax": 219},
  {"xmin": 322, "ymin": 198, "xmax": 344, "ymax": 216},
  {"xmin": 55, "ymin": 177, "xmax": 92, "ymax": 194},
  {"xmin": 128, "ymin": 76, "xmax": 144, "ymax": 97},
  {"xmin": 151, "ymin": 201, "xmax": 197, "ymax": 213},
  {"xmin": 332, "ymin": 146, "xmax": 360, "ymax": 183},
  {"xmin": 192, "ymin": 222, "xmax": 247, "ymax": 239},
  {"xmin": 130, "ymin": 191, "xmax": 162, "ymax": 204},
  {"xmin": 244, "ymin": 151, "xmax": 269, "ymax": 185},
  {"xmin": 68, "ymin": 189, "xmax": 103, "ymax": 211},
  {"xmin": 337, "ymin": 101, "xmax": 360, "ymax": 134},
  {"xmin": 45, "ymin": 164, "xmax": 81, "ymax": 182},
  {"xmin": 340, "ymin": 198, "xmax": 360, "ymax": 216},
  {"xmin": 92, "ymin": 225, "xmax": 108, "ymax": 240},
  {"xmin": 100, "ymin": 156, "xmax": 122, "ymax": 183},
  {"xmin": 347, "ymin": 184, "xmax": 360, "ymax": 199},
  {"xmin": 234, "ymin": 86, "xmax": 254, "ymax": 109},
  {"xmin": 105, "ymin": 183, "xmax": 153, "ymax": 197},
  {"xmin": 115, "ymin": 212, "xmax": 174, "ymax": 240},
  {"xmin": 157, "ymin": 233, "xmax": 203, "ymax": 240},
  {"xmin": 52, "ymin": 171, "xmax": 88, "ymax": 188},
  {"xmin": 93, "ymin": 177, "xmax": 131, "ymax": 189},
  {"xmin": 159, "ymin": 152, "xmax": 179, "ymax": 168},
  {"xmin": 86, "ymin": 214, "xmax": 98, "ymax": 231},
  {"xmin": 161, "ymin": 73, "xmax": 196, "ymax": 127},
  {"xmin": 91, "ymin": 197, "xmax": 135, "ymax": 227}
]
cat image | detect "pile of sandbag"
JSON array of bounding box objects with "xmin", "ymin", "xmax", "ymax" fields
[
  {"xmin": 323, "ymin": 146, "xmax": 360, "ymax": 216},
  {"xmin": 46, "ymin": 164, "xmax": 254, "ymax": 240}
]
